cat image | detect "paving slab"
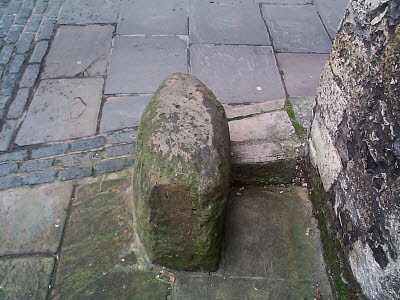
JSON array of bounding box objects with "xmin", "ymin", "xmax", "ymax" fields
[
  {"xmin": 189, "ymin": 1, "xmax": 270, "ymax": 45},
  {"xmin": 42, "ymin": 25, "xmax": 114, "ymax": 79},
  {"xmin": 0, "ymin": 181, "xmax": 73, "ymax": 255},
  {"xmin": 262, "ymin": 5, "xmax": 332, "ymax": 53},
  {"xmin": 105, "ymin": 36, "xmax": 187, "ymax": 94},
  {"xmin": 51, "ymin": 170, "xmax": 171, "ymax": 298},
  {"xmin": 100, "ymin": 95, "xmax": 152, "ymax": 133},
  {"xmin": 0, "ymin": 256, "xmax": 54, "ymax": 300},
  {"xmin": 277, "ymin": 53, "xmax": 329, "ymax": 97},
  {"xmin": 58, "ymin": 0, "xmax": 120, "ymax": 24},
  {"xmin": 220, "ymin": 186, "xmax": 332, "ymax": 296},
  {"xmin": 314, "ymin": 0, "xmax": 349, "ymax": 39},
  {"xmin": 118, "ymin": 0, "xmax": 187, "ymax": 35},
  {"xmin": 173, "ymin": 273, "xmax": 325, "ymax": 300},
  {"xmin": 229, "ymin": 110, "xmax": 301, "ymax": 184},
  {"xmin": 191, "ymin": 45, "xmax": 285, "ymax": 103},
  {"xmin": 223, "ymin": 99, "xmax": 284, "ymax": 120},
  {"xmin": 16, "ymin": 78, "xmax": 104, "ymax": 145}
]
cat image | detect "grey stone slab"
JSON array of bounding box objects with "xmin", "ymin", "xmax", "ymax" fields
[
  {"xmin": 5, "ymin": 25, "xmax": 23, "ymax": 43},
  {"xmin": 0, "ymin": 181, "xmax": 73, "ymax": 254},
  {"xmin": 189, "ymin": 1, "xmax": 270, "ymax": 45},
  {"xmin": 105, "ymin": 36, "xmax": 187, "ymax": 94},
  {"xmin": 59, "ymin": 166, "xmax": 92, "ymax": 181},
  {"xmin": 71, "ymin": 136, "xmax": 105, "ymax": 151},
  {"xmin": 0, "ymin": 175, "xmax": 23, "ymax": 190},
  {"xmin": 261, "ymin": 5, "xmax": 332, "ymax": 53},
  {"xmin": 0, "ymin": 119, "xmax": 19, "ymax": 151},
  {"xmin": 0, "ymin": 15, "xmax": 14, "ymax": 29},
  {"xmin": 16, "ymin": 32, "xmax": 34, "ymax": 53},
  {"xmin": 261, "ymin": 0, "xmax": 311, "ymax": 3},
  {"xmin": 16, "ymin": 78, "xmax": 104, "ymax": 145},
  {"xmin": 191, "ymin": 44, "xmax": 285, "ymax": 103},
  {"xmin": 19, "ymin": 158, "xmax": 53, "ymax": 172},
  {"xmin": 19, "ymin": 64, "xmax": 40, "ymax": 87},
  {"xmin": 34, "ymin": 0, "xmax": 48, "ymax": 14},
  {"xmin": 288, "ymin": 96, "xmax": 316, "ymax": 135},
  {"xmin": 7, "ymin": 87, "xmax": 29, "ymax": 118},
  {"xmin": 5, "ymin": 1, "xmax": 22, "ymax": 14},
  {"xmin": 0, "ymin": 44, "xmax": 14, "ymax": 64},
  {"xmin": 24, "ymin": 169, "xmax": 57, "ymax": 185},
  {"xmin": 31, "ymin": 143, "xmax": 69, "ymax": 159},
  {"xmin": 0, "ymin": 256, "xmax": 54, "ymax": 300},
  {"xmin": 314, "ymin": 0, "xmax": 349, "ymax": 39},
  {"xmin": 104, "ymin": 143, "xmax": 135, "ymax": 158},
  {"xmin": 277, "ymin": 53, "xmax": 329, "ymax": 97},
  {"xmin": 95, "ymin": 157, "xmax": 134, "ymax": 174},
  {"xmin": 107, "ymin": 130, "xmax": 137, "ymax": 144},
  {"xmin": 0, "ymin": 96, "xmax": 9, "ymax": 109},
  {"xmin": 37, "ymin": 17, "xmax": 55, "ymax": 40},
  {"xmin": 223, "ymin": 99, "xmax": 285, "ymax": 120},
  {"xmin": 54, "ymin": 151, "xmax": 101, "ymax": 167},
  {"xmin": 174, "ymin": 273, "xmax": 330, "ymax": 300},
  {"xmin": 0, "ymin": 150, "xmax": 28, "ymax": 162},
  {"xmin": 15, "ymin": 7, "xmax": 32, "ymax": 25},
  {"xmin": 58, "ymin": 0, "xmax": 120, "ymax": 24},
  {"xmin": 29, "ymin": 40, "xmax": 48, "ymax": 63},
  {"xmin": 1, "ymin": 73, "xmax": 18, "ymax": 96},
  {"xmin": 9, "ymin": 54, "xmax": 25, "ymax": 73},
  {"xmin": 219, "ymin": 186, "xmax": 332, "ymax": 298},
  {"xmin": 118, "ymin": 0, "xmax": 187, "ymax": 35},
  {"xmin": 42, "ymin": 25, "xmax": 113, "ymax": 78},
  {"xmin": 25, "ymin": 14, "xmax": 42, "ymax": 32},
  {"xmin": 0, "ymin": 162, "xmax": 18, "ymax": 177},
  {"xmin": 100, "ymin": 95, "xmax": 152, "ymax": 133}
]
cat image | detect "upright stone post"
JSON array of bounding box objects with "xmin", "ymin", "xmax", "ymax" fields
[
  {"xmin": 133, "ymin": 73, "xmax": 231, "ymax": 271},
  {"xmin": 309, "ymin": 1, "xmax": 399, "ymax": 298}
]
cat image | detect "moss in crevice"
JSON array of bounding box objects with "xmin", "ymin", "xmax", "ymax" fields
[
  {"xmin": 284, "ymin": 99, "xmax": 307, "ymax": 138},
  {"xmin": 305, "ymin": 159, "xmax": 364, "ymax": 300}
]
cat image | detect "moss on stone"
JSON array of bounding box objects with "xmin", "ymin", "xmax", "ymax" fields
[
  {"xmin": 305, "ymin": 160, "xmax": 363, "ymax": 300},
  {"xmin": 133, "ymin": 73, "xmax": 230, "ymax": 271},
  {"xmin": 284, "ymin": 99, "xmax": 307, "ymax": 138}
]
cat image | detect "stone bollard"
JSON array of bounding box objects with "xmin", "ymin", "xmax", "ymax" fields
[{"xmin": 133, "ymin": 73, "xmax": 231, "ymax": 271}]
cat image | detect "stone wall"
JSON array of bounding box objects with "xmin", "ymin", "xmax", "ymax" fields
[{"xmin": 309, "ymin": 0, "xmax": 400, "ymax": 298}]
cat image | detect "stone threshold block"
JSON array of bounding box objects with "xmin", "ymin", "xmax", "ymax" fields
[
  {"xmin": 134, "ymin": 73, "xmax": 231, "ymax": 271},
  {"xmin": 229, "ymin": 107, "xmax": 301, "ymax": 185}
]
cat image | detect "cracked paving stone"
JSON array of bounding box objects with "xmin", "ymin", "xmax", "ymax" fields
[
  {"xmin": 42, "ymin": 25, "xmax": 113, "ymax": 79},
  {"xmin": 16, "ymin": 78, "xmax": 103, "ymax": 145},
  {"xmin": 100, "ymin": 95, "xmax": 152, "ymax": 133},
  {"xmin": 0, "ymin": 181, "xmax": 73, "ymax": 255},
  {"xmin": 261, "ymin": 5, "xmax": 332, "ymax": 53}
]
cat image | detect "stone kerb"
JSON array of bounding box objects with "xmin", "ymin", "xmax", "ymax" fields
[{"xmin": 133, "ymin": 73, "xmax": 231, "ymax": 271}]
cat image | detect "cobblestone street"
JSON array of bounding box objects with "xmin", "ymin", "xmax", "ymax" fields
[{"xmin": 0, "ymin": 0, "xmax": 350, "ymax": 299}]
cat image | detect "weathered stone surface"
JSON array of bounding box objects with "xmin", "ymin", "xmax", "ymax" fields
[
  {"xmin": 229, "ymin": 110, "xmax": 301, "ymax": 184},
  {"xmin": 100, "ymin": 96, "xmax": 152, "ymax": 133},
  {"xmin": 174, "ymin": 274, "xmax": 324, "ymax": 300},
  {"xmin": 287, "ymin": 96, "xmax": 316, "ymax": 136},
  {"xmin": 189, "ymin": 1, "xmax": 270, "ymax": 45},
  {"xmin": 118, "ymin": 0, "xmax": 187, "ymax": 35},
  {"xmin": 16, "ymin": 78, "xmax": 103, "ymax": 145},
  {"xmin": 58, "ymin": 0, "xmax": 120, "ymax": 24},
  {"xmin": 191, "ymin": 45, "xmax": 285, "ymax": 103},
  {"xmin": 314, "ymin": 0, "xmax": 349, "ymax": 39},
  {"xmin": 51, "ymin": 170, "xmax": 171, "ymax": 299},
  {"xmin": 262, "ymin": 5, "xmax": 332, "ymax": 53},
  {"xmin": 0, "ymin": 256, "xmax": 54, "ymax": 300},
  {"xmin": 105, "ymin": 36, "xmax": 187, "ymax": 94},
  {"xmin": 223, "ymin": 99, "xmax": 284, "ymax": 120},
  {"xmin": 0, "ymin": 182, "xmax": 73, "ymax": 255},
  {"xmin": 309, "ymin": 1, "xmax": 400, "ymax": 298},
  {"xmin": 277, "ymin": 53, "xmax": 329, "ymax": 97},
  {"xmin": 134, "ymin": 73, "xmax": 230, "ymax": 271},
  {"xmin": 42, "ymin": 25, "xmax": 113, "ymax": 78}
]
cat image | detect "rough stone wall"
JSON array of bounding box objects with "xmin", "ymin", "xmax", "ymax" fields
[{"xmin": 309, "ymin": 0, "xmax": 400, "ymax": 298}]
